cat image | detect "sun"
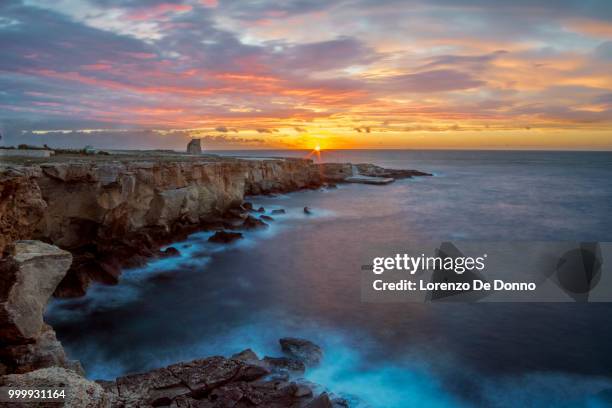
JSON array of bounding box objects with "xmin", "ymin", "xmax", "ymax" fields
[{"xmin": 314, "ymin": 145, "xmax": 321, "ymax": 152}]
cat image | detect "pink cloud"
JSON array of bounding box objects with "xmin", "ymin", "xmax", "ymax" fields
[
  {"xmin": 201, "ymin": 0, "xmax": 218, "ymax": 8},
  {"xmin": 125, "ymin": 3, "xmax": 192, "ymax": 21}
]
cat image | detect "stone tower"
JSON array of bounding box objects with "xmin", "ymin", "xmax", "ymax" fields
[{"xmin": 186, "ymin": 138, "xmax": 202, "ymax": 154}]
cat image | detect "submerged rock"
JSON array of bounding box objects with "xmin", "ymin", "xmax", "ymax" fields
[
  {"xmin": 271, "ymin": 208, "xmax": 286, "ymax": 214},
  {"xmin": 280, "ymin": 337, "xmax": 323, "ymax": 365},
  {"xmin": 208, "ymin": 230, "xmax": 244, "ymax": 243},
  {"xmin": 256, "ymin": 206, "xmax": 266, "ymax": 213},
  {"xmin": 260, "ymin": 214, "xmax": 274, "ymax": 222},
  {"xmin": 242, "ymin": 215, "xmax": 269, "ymax": 230},
  {"xmin": 304, "ymin": 206, "xmax": 313, "ymax": 215}
]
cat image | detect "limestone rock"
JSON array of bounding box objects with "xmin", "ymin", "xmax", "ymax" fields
[
  {"xmin": 0, "ymin": 170, "xmax": 46, "ymax": 255},
  {"xmin": 0, "ymin": 241, "xmax": 80, "ymax": 374},
  {"xmin": 0, "ymin": 367, "xmax": 113, "ymax": 408},
  {"xmin": 231, "ymin": 348, "xmax": 259, "ymax": 362},
  {"xmin": 263, "ymin": 356, "xmax": 306, "ymax": 374}
]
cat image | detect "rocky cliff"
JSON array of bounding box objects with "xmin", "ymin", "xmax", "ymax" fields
[
  {"xmin": 0, "ymin": 155, "xmax": 324, "ymax": 296},
  {"xmin": 0, "ymin": 154, "xmax": 430, "ymax": 298}
]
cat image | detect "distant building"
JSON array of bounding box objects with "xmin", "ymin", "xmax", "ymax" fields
[{"xmin": 187, "ymin": 138, "xmax": 202, "ymax": 154}]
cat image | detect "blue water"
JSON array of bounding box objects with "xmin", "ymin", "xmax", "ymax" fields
[{"xmin": 46, "ymin": 150, "xmax": 612, "ymax": 407}]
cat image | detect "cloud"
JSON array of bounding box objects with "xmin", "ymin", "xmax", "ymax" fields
[
  {"xmin": 373, "ymin": 69, "xmax": 485, "ymax": 93},
  {"xmin": 0, "ymin": 0, "xmax": 610, "ymax": 149}
]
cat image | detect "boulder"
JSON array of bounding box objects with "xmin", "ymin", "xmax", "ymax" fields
[
  {"xmin": 271, "ymin": 209, "xmax": 286, "ymax": 215},
  {"xmin": 241, "ymin": 215, "xmax": 269, "ymax": 230},
  {"xmin": 279, "ymin": 337, "xmax": 323, "ymax": 365},
  {"xmin": 0, "ymin": 241, "xmax": 81, "ymax": 374},
  {"xmin": 256, "ymin": 206, "xmax": 266, "ymax": 213},
  {"xmin": 0, "ymin": 367, "xmax": 113, "ymax": 408},
  {"xmin": 208, "ymin": 230, "xmax": 243, "ymax": 243},
  {"xmin": 263, "ymin": 356, "xmax": 306, "ymax": 373},
  {"xmin": 231, "ymin": 348, "xmax": 260, "ymax": 362},
  {"xmin": 260, "ymin": 215, "xmax": 274, "ymax": 222},
  {"xmin": 159, "ymin": 246, "xmax": 180, "ymax": 257},
  {"xmin": 304, "ymin": 206, "xmax": 312, "ymax": 215},
  {"xmin": 306, "ymin": 392, "xmax": 334, "ymax": 408}
]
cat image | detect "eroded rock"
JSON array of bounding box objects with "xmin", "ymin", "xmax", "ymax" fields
[
  {"xmin": 0, "ymin": 241, "xmax": 80, "ymax": 374},
  {"xmin": 279, "ymin": 338, "xmax": 323, "ymax": 366},
  {"xmin": 0, "ymin": 367, "xmax": 113, "ymax": 408}
]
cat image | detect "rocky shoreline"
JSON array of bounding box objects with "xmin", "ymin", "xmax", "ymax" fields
[
  {"xmin": 0, "ymin": 153, "xmax": 430, "ymax": 298},
  {"xmin": 0, "ymin": 152, "xmax": 431, "ymax": 407}
]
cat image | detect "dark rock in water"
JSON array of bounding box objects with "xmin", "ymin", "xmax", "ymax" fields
[
  {"xmin": 332, "ymin": 396, "xmax": 351, "ymax": 407},
  {"xmin": 242, "ymin": 215, "xmax": 269, "ymax": 230},
  {"xmin": 263, "ymin": 356, "xmax": 306, "ymax": 373},
  {"xmin": 306, "ymin": 392, "xmax": 334, "ymax": 408},
  {"xmin": 355, "ymin": 163, "xmax": 433, "ymax": 179},
  {"xmin": 295, "ymin": 384, "xmax": 314, "ymax": 398},
  {"xmin": 208, "ymin": 230, "xmax": 243, "ymax": 243},
  {"xmin": 241, "ymin": 202, "xmax": 253, "ymax": 211},
  {"xmin": 256, "ymin": 206, "xmax": 266, "ymax": 213},
  {"xmin": 260, "ymin": 215, "xmax": 274, "ymax": 222},
  {"xmin": 159, "ymin": 246, "xmax": 180, "ymax": 257},
  {"xmin": 271, "ymin": 209, "xmax": 286, "ymax": 214},
  {"xmin": 280, "ymin": 337, "xmax": 323, "ymax": 365},
  {"xmin": 304, "ymin": 206, "xmax": 312, "ymax": 215},
  {"xmin": 325, "ymin": 183, "xmax": 338, "ymax": 189},
  {"xmin": 231, "ymin": 348, "xmax": 259, "ymax": 362}
]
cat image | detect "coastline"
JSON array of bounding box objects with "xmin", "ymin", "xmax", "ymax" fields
[{"xmin": 0, "ymin": 150, "xmax": 431, "ymax": 407}]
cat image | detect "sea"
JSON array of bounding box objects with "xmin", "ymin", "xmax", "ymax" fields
[{"xmin": 46, "ymin": 150, "xmax": 612, "ymax": 408}]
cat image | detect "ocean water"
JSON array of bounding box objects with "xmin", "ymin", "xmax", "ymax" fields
[{"xmin": 46, "ymin": 150, "xmax": 612, "ymax": 407}]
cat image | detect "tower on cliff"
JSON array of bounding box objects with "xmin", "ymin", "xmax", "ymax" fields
[{"xmin": 187, "ymin": 138, "xmax": 202, "ymax": 154}]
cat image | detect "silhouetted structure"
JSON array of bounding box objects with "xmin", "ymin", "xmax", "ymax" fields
[{"xmin": 187, "ymin": 138, "xmax": 202, "ymax": 154}]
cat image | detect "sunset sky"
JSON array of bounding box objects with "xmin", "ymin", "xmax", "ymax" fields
[{"xmin": 0, "ymin": 0, "xmax": 611, "ymax": 150}]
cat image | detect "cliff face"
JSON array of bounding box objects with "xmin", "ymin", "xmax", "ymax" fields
[
  {"xmin": 0, "ymin": 155, "xmax": 431, "ymax": 297},
  {"xmin": 0, "ymin": 157, "xmax": 324, "ymax": 296},
  {"xmin": 34, "ymin": 158, "xmax": 322, "ymax": 250}
]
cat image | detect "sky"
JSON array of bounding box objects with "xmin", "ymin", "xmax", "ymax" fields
[{"xmin": 0, "ymin": 0, "xmax": 611, "ymax": 150}]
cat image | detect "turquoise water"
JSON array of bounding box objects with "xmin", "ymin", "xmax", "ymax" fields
[{"xmin": 46, "ymin": 150, "xmax": 612, "ymax": 407}]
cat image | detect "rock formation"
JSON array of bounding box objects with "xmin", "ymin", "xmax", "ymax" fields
[
  {"xmin": 0, "ymin": 241, "xmax": 81, "ymax": 374},
  {"xmin": 186, "ymin": 138, "xmax": 202, "ymax": 154},
  {"xmin": 0, "ymin": 154, "xmax": 430, "ymax": 298},
  {"xmin": 94, "ymin": 338, "xmax": 343, "ymax": 407},
  {"xmin": 279, "ymin": 338, "xmax": 323, "ymax": 365},
  {"xmin": 208, "ymin": 230, "xmax": 244, "ymax": 243},
  {"xmin": 1, "ymin": 367, "xmax": 112, "ymax": 408},
  {"xmin": 0, "ymin": 156, "xmax": 324, "ymax": 297}
]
